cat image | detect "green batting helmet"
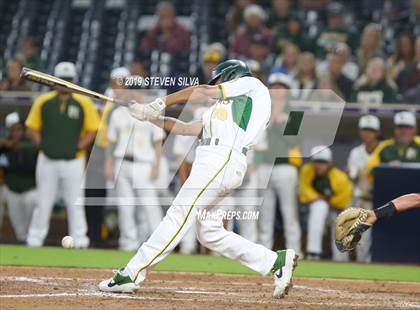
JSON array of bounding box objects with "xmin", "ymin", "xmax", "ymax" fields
[{"xmin": 208, "ymin": 59, "xmax": 252, "ymax": 85}]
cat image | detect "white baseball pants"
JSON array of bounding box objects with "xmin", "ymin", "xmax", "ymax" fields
[
  {"xmin": 221, "ymin": 170, "xmax": 258, "ymax": 243},
  {"xmin": 27, "ymin": 153, "xmax": 89, "ymax": 248},
  {"xmin": 125, "ymin": 146, "xmax": 278, "ymax": 284},
  {"xmin": 257, "ymin": 164, "xmax": 302, "ymax": 254},
  {"xmin": 5, "ymin": 187, "xmax": 36, "ymax": 241},
  {"xmin": 306, "ymin": 199, "xmax": 349, "ymax": 261},
  {"xmin": 114, "ymin": 160, "xmax": 163, "ymax": 251}
]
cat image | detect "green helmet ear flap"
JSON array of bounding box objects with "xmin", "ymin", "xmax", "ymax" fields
[{"xmin": 208, "ymin": 71, "xmax": 222, "ymax": 85}]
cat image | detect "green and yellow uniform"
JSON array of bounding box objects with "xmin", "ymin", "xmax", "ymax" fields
[
  {"xmin": 299, "ymin": 163, "xmax": 353, "ymax": 210},
  {"xmin": 367, "ymin": 136, "xmax": 420, "ymax": 173},
  {"xmin": 351, "ymin": 79, "xmax": 398, "ymax": 104},
  {"xmin": 25, "ymin": 91, "xmax": 100, "ymax": 159}
]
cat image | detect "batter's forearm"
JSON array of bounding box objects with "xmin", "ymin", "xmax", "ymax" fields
[
  {"xmin": 151, "ymin": 118, "xmax": 202, "ymax": 136},
  {"xmin": 163, "ymin": 85, "xmax": 221, "ymax": 106}
]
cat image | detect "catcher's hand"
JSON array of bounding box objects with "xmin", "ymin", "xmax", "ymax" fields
[{"xmin": 335, "ymin": 208, "xmax": 372, "ymax": 252}]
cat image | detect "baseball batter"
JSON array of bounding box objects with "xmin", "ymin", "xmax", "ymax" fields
[{"xmin": 98, "ymin": 60, "xmax": 298, "ymax": 298}]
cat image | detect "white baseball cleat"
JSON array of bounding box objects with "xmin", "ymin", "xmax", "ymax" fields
[
  {"xmin": 271, "ymin": 249, "xmax": 299, "ymax": 298},
  {"xmin": 98, "ymin": 269, "xmax": 139, "ymax": 293}
]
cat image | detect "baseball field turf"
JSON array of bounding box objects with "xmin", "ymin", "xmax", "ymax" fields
[{"xmin": 0, "ymin": 244, "xmax": 418, "ymax": 282}]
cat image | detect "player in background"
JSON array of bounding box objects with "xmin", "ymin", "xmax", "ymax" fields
[
  {"xmin": 367, "ymin": 111, "xmax": 419, "ymax": 171},
  {"xmin": 99, "ymin": 60, "xmax": 298, "ymax": 299},
  {"xmin": 0, "ymin": 112, "xmax": 37, "ymax": 241},
  {"xmin": 25, "ymin": 62, "xmax": 100, "ymax": 248},
  {"xmin": 300, "ymin": 146, "xmax": 352, "ymax": 261},
  {"xmin": 346, "ymin": 115, "xmax": 380, "ymax": 262},
  {"xmin": 255, "ymin": 72, "xmax": 303, "ymax": 256},
  {"xmin": 86, "ymin": 68, "xmax": 132, "ymax": 247},
  {"xmin": 107, "ymin": 98, "xmax": 164, "ymax": 251}
]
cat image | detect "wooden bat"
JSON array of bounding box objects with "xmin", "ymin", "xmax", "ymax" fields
[{"xmin": 20, "ymin": 67, "xmax": 132, "ymax": 107}]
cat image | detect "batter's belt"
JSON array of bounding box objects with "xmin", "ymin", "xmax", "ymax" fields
[{"xmin": 199, "ymin": 138, "xmax": 248, "ymax": 156}]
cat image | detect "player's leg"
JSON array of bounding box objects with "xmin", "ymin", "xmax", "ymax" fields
[
  {"xmin": 22, "ymin": 189, "xmax": 37, "ymax": 238},
  {"xmin": 273, "ymin": 165, "xmax": 302, "ymax": 256},
  {"xmin": 196, "ymin": 206, "xmax": 277, "ymax": 275},
  {"xmin": 61, "ymin": 157, "xmax": 89, "ymax": 248},
  {"xmin": 196, "ymin": 198, "xmax": 297, "ymax": 298},
  {"xmin": 178, "ymin": 160, "xmax": 197, "ymax": 254},
  {"xmin": 256, "ymin": 164, "xmax": 276, "ymax": 248},
  {"xmin": 98, "ymin": 147, "xmax": 232, "ymax": 292},
  {"xmin": 116, "ymin": 161, "xmax": 139, "ymax": 251},
  {"xmin": 306, "ymin": 199, "xmax": 329, "ymax": 259},
  {"xmin": 179, "ymin": 224, "xmax": 197, "ymax": 254},
  {"xmin": 27, "ymin": 153, "xmax": 59, "ymax": 247},
  {"xmin": 5, "ymin": 188, "xmax": 27, "ymax": 241}
]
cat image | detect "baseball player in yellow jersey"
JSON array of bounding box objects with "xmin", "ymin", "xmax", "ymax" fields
[
  {"xmin": 25, "ymin": 62, "xmax": 100, "ymax": 248},
  {"xmin": 367, "ymin": 111, "xmax": 420, "ymax": 171},
  {"xmin": 299, "ymin": 146, "xmax": 352, "ymax": 261},
  {"xmin": 98, "ymin": 60, "xmax": 298, "ymax": 299}
]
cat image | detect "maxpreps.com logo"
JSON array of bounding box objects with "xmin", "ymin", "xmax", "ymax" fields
[{"xmin": 119, "ymin": 76, "xmax": 200, "ymax": 87}]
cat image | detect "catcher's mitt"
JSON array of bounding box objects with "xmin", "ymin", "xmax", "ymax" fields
[{"xmin": 335, "ymin": 208, "xmax": 372, "ymax": 252}]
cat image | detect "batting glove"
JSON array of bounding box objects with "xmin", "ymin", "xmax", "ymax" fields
[
  {"xmin": 143, "ymin": 98, "xmax": 166, "ymax": 120},
  {"xmin": 128, "ymin": 102, "xmax": 147, "ymax": 121}
]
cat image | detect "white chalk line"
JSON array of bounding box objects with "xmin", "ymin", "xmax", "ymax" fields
[{"xmin": 1, "ymin": 276, "xmax": 419, "ymax": 309}]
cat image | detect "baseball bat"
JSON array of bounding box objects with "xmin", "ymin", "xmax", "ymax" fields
[{"xmin": 20, "ymin": 67, "xmax": 132, "ymax": 107}]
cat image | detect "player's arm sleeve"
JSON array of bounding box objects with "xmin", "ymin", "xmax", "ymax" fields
[
  {"xmin": 218, "ymin": 77, "xmax": 254, "ymax": 99},
  {"xmin": 366, "ymin": 143, "xmax": 385, "ymax": 173},
  {"xmin": 288, "ymin": 146, "xmax": 302, "ymax": 167},
  {"xmin": 82, "ymin": 98, "xmax": 101, "ymax": 132},
  {"xmin": 299, "ymin": 165, "xmax": 319, "ymax": 204},
  {"xmin": 330, "ymin": 172, "xmax": 353, "ymax": 209},
  {"xmin": 25, "ymin": 97, "xmax": 43, "ymax": 130}
]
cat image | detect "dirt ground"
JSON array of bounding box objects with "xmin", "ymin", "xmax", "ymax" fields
[{"xmin": 0, "ymin": 266, "xmax": 419, "ymax": 309}]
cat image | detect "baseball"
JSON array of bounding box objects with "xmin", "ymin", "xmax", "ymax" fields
[{"xmin": 61, "ymin": 236, "xmax": 74, "ymax": 249}]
